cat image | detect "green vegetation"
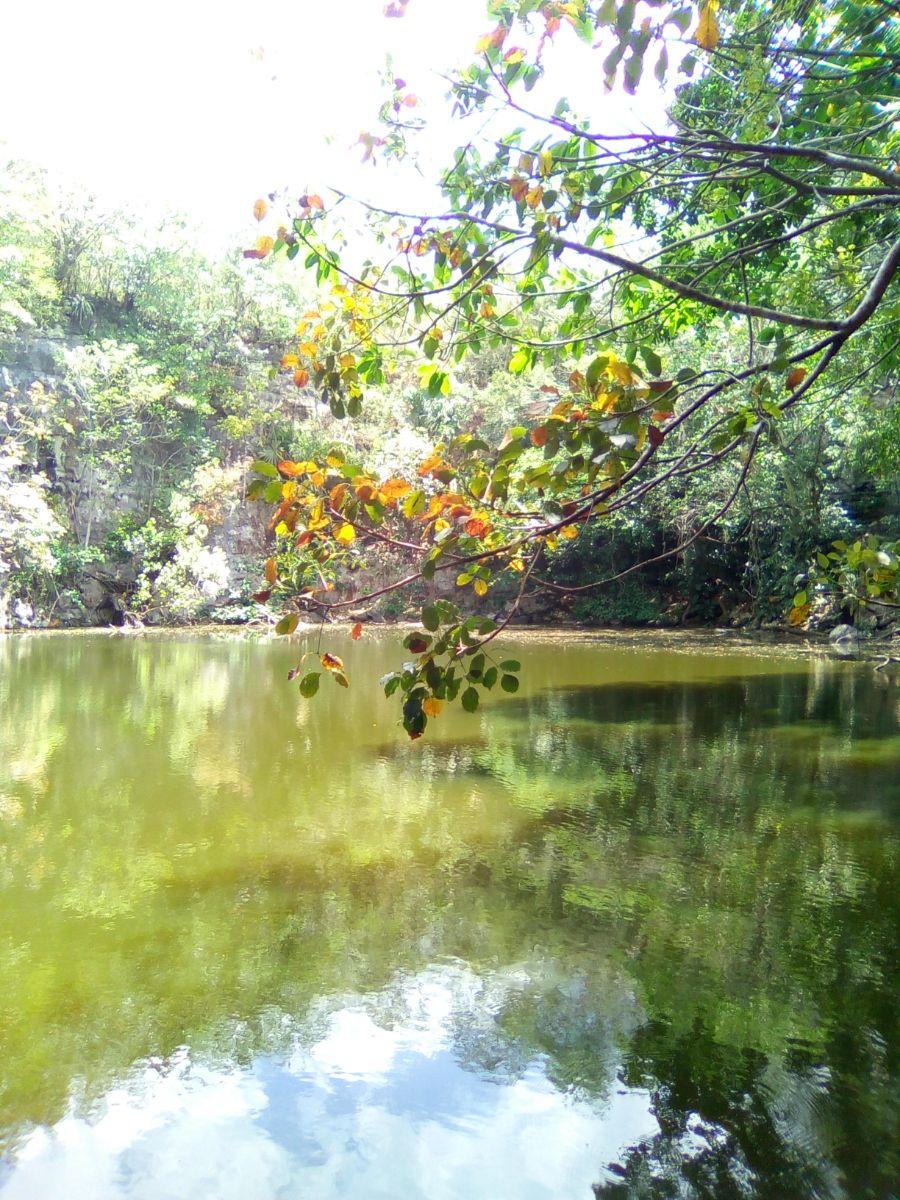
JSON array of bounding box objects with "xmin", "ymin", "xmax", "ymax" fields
[
  {"xmin": 238, "ymin": 0, "xmax": 899, "ymax": 734},
  {"xmin": 2, "ymin": 2, "xmax": 898, "ymax": 722}
]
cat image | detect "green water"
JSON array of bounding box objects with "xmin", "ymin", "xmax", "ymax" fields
[{"xmin": 0, "ymin": 630, "xmax": 896, "ymax": 1199}]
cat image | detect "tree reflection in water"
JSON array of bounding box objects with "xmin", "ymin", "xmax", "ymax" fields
[{"xmin": 0, "ymin": 632, "xmax": 895, "ymax": 1198}]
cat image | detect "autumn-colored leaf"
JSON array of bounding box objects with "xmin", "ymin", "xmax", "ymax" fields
[
  {"xmin": 423, "ymin": 697, "xmax": 443, "ymax": 718},
  {"xmin": 648, "ymin": 424, "xmax": 665, "ymax": 448},
  {"xmin": 407, "ymin": 636, "xmax": 430, "ymax": 654},
  {"xmin": 351, "ymin": 622, "xmax": 363, "ymax": 641},
  {"xmin": 474, "ymin": 579, "xmax": 489, "ymax": 596},
  {"xmin": 251, "ymin": 589, "xmax": 272, "ymax": 603},
  {"xmin": 255, "ymin": 235, "xmax": 275, "ymax": 258},
  {"xmin": 277, "ymin": 460, "xmax": 303, "ymax": 477},
  {"xmin": 293, "ymin": 368, "xmax": 310, "ymax": 388},
  {"xmin": 264, "ymin": 557, "xmax": 277, "ymax": 585},
  {"xmin": 789, "ymin": 603, "xmax": 812, "ymax": 626},
  {"xmin": 694, "ymin": 1, "xmax": 720, "ymax": 50},
  {"xmin": 465, "ymin": 518, "xmax": 490, "ymax": 538},
  {"xmin": 381, "ymin": 477, "xmax": 412, "ymax": 501},
  {"xmin": 475, "ymin": 25, "xmax": 507, "ymax": 52},
  {"xmin": 281, "ymin": 353, "xmax": 299, "ymax": 369},
  {"xmin": 509, "ymin": 177, "xmax": 529, "ymax": 202},
  {"xmin": 321, "ymin": 652, "xmax": 345, "ymax": 673},
  {"xmin": 787, "ymin": 367, "xmax": 808, "ymax": 390},
  {"xmin": 335, "ymin": 523, "xmax": 356, "ymax": 545},
  {"xmin": 253, "ymin": 198, "xmax": 268, "ymax": 222},
  {"xmin": 329, "ymin": 483, "xmax": 347, "ymax": 510},
  {"xmin": 531, "ymin": 425, "xmax": 549, "ymax": 447}
]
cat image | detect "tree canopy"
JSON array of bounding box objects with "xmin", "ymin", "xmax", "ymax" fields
[{"xmin": 250, "ymin": 2, "xmax": 896, "ymax": 732}]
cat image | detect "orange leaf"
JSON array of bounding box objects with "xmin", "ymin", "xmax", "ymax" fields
[
  {"xmin": 293, "ymin": 369, "xmax": 310, "ymax": 388},
  {"xmin": 380, "ymin": 477, "xmax": 413, "ymax": 501},
  {"xmin": 321, "ymin": 652, "xmax": 345, "ymax": 673},
  {"xmin": 253, "ymin": 198, "xmax": 268, "ymax": 222},
  {"xmin": 329, "ymin": 483, "xmax": 347, "ymax": 509},
  {"xmin": 278, "ymin": 460, "xmax": 303, "ymax": 477},
  {"xmin": 531, "ymin": 425, "xmax": 549, "ymax": 447},
  {"xmin": 351, "ymin": 622, "xmax": 363, "ymax": 641},
  {"xmin": 787, "ymin": 367, "xmax": 808, "ymax": 390},
  {"xmin": 264, "ymin": 557, "xmax": 277, "ymax": 585},
  {"xmin": 465, "ymin": 518, "xmax": 490, "ymax": 538},
  {"xmin": 423, "ymin": 697, "xmax": 443, "ymax": 718}
]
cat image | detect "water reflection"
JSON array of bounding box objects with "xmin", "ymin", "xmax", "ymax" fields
[
  {"xmin": 1, "ymin": 965, "xmax": 657, "ymax": 1200},
  {"xmin": 0, "ymin": 631, "xmax": 896, "ymax": 1198}
]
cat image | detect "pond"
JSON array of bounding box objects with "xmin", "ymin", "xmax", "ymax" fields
[{"xmin": 0, "ymin": 629, "xmax": 896, "ymax": 1199}]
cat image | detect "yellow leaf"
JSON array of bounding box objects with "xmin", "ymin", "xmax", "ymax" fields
[
  {"xmin": 253, "ymin": 198, "xmax": 268, "ymax": 222},
  {"xmin": 789, "ymin": 603, "xmax": 811, "ymax": 626},
  {"xmin": 539, "ymin": 150, "xmax": 553, "ymax": 178},
  {"xmin": 423, "ymin": 697, "xmax": 443, "ymax": 718},
  {"xmin": 560, "ymin": 524, "xmax": 579, "ymax": 540},
  {"xmin": 607, "ymin": 358, "xmax": 635, "ymax": 386},
  {"xmin": 694, "ymin": 2, "xmax": 720, "ymax": 51},
  {"xmin": 255, "ymin": 235, "xmax": 274, "ymax": 258},
  {"xmin": 525, "ymin": 186, "xmax": 544, "ymax": 209},
  {"xmin": 335, "ymin": 523, "xmax": 356, "ymax": 545},
  {"xmin": 473, "ymin": 579, "xmax": 488, "ymax": 596}
]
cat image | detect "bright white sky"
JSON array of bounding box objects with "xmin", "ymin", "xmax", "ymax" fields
[{"xmin": 0, "ymin": 0, "xmax": 674, "ymax": 253}]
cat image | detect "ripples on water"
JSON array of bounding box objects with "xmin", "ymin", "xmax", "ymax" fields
[{"xmin": 0, "ymin": 630, "xmax": 896, "ymax": 1199}]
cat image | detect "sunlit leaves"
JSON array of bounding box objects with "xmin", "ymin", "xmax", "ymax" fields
[{"xmin": 694, "ymin": 1, "xmax": 720, "ymax": 50}]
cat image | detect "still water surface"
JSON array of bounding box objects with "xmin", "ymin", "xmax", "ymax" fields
[{"xmin": 0, "ymin": 630, "xmax": 896, "ymax": 1199}]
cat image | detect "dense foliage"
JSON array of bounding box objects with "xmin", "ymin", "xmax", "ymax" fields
[{"xmin": 245, "ymin": 0, "xmax": 899, "ymax": 734}]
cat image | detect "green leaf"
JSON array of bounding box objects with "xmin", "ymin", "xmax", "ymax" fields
[
  {"xmin": 275, "ymin": 613, "xmax": 300, "ymax": 635},
  {"xmin": 251, "ymin": 460, "xmax": 279, "ymax": 478},
  {"xmin": 640, "ymin": 346, "xmax": 663, "ymax": 377},
  {"xmin": 508, "ymin": 349, "xmax": 530, "ymax": 374},
  {"xmin": 422, "ymin": 604, "xmax": 440, "ymax": 632},
  {"xmin": 298, "ymin": 672, "xmax": 320, "ymax": 698},
  {"xmin": 461, "ymin": 687, "xmax": 480, "ymax": 713},
  {"xmin": 499, "ymin": 660, "xmax": 521, "ymax": 672},
  {"xmin": 500, "ymin": 674, "xmax": 520, "ymax": 693}
]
